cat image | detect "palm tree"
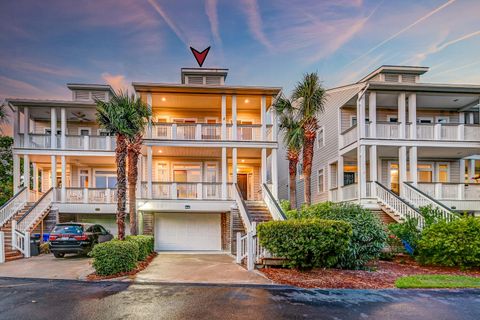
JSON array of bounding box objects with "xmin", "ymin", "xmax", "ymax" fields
[
  {"xmin": 292, "ymin": 73, "xmax": 326, "ymax": 206},
  {"xmin": 275, "ymin": 96, "xmax": 303, "ymax": 209},
  {"xmin": 96, "ymin": 92, "xmax": 149, "ymax": 240}
]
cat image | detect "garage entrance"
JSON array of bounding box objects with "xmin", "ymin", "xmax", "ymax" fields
[{"xmin": 154, "ymin": 213, "xmax": 221, "ymax": 251}]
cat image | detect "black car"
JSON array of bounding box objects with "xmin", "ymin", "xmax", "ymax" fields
[{"xmin": 49, "ymin": 222, "xmax": 114, "ymax": 258}]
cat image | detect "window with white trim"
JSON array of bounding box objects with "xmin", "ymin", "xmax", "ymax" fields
[
  {"xmin": 317, "ymin": 127, "xmax": 324, "ymax": 148},
  {"xmin": 157, "ymin": 163, "xmax": 169, "ymax": 181},
  {"xmin": 317, "ymin": 169, "xmax": 325, "ymax": 193},
  {"xmin": 438, "ymin": 163, "xmax": 449, "ymax": 182},
  {"xmin": 94, "ymin": 170, "xmax": 117, "ymax": 188}
]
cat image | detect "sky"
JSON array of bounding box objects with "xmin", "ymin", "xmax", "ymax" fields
[{"xmin": 1, "ymin": 0, "xmax": 480, "ymax": 104}]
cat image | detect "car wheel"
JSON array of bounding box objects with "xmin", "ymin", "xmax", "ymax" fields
[{"xmin": 53, "ymin": 252, "xmax": 65, "ymax": 258}]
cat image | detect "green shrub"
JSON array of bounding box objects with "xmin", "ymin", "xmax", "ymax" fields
[
  {"xmin": 296, "ymin": 202, "xmax": 387, "ymax": 269},
  {"xmin": 280, "ymin": 199, "xmax": 291, "ymax": 213},
  {"xmin": 257, "ymin": 219, "xmax": 352, "ymax": 270},
  {"xmin": 89, "ymin": 240, "xmax": 139, "ymax": 275},
  {"xmin": 126, "ymin": 235, "xmax": 154, "ymax": 261},
  {"xmin": 417, "ymin": 216, "xmax": 480, "ymax": 268},
  {"xmin": 388, "ymin": 217, "xmax": 422, "ymax": 255}
]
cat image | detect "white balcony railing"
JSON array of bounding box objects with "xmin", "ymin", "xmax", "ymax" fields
[
  {"xmin": 17, "ymin": 134, "xmax": 115, "ymax": 151},
  {"xmin": 56, "ymin": 188, "xmax": 118, "ymax": 204},
  {"xmin": 340, "ymin": 125, "xmax": 357, "ymax": 148},
  {"xmin": 416, "ymin": 182, "xmax": 480, "ymax": 212},
  {"xmin": 140, "ymin": 182, "xmax": 233, "ymax": 200}
]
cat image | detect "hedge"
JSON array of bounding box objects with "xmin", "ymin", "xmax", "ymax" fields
[
  {"xmin": 126, "ymin": 235, "xmax": 154, "ymax": 261},
  {"xmin": 257, "ymin": 219, "xmax": 352, "ymax": 270},
  {"xmin": 89, "ymin": 240, "xmax": 139, "ymax": 276},
  {"xmin": 295, "ymin": 202, "xmax": 387, "ymax": 269},
  {"xmin": 417, "ymin": 216, "xmax": 480, "ymax": 268}
]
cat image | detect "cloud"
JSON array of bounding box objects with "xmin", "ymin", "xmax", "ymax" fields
[
  {"xmin": 101, "ymin": 73, "xmax": 132, "ymax": 93},
  {"xmin": 146, "ymin": 0, "xmax": 188, "ymax": 46},
  {"xmin": 345, "ymin": 0, "xmax": 456, "ymax": 67},
  {"xmin": 240, "ymin": 0, "xmax": 273, "ymax": 51},
  {"xmin": 205, "ymin": 0, "xmax": 222, "ymax": 46},
  {"xmin": 0, "ymin": 75, "xmax": 45, "ymax": 99}
]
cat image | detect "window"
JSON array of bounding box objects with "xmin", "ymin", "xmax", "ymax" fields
[
  {"xmin": 94, "ymin": 170, "xmax": 117, "ymax": 188},
  {"xmin": 317, "ymin": 169, "xmax": 325, "ymax": 193},
  {"xmin": 388, "ymin": 115, "xmax": 399, "ymax": 123},
  {"xmin": 350, "ymin": 116, "xmax": 369, "ymax": 127},
  {"xmin": 173, "ymin": 164, "xmax": 201, "ymax": 182},
  {"xmin": 157, "ymin": 163, "xmax": 169, "ymax": 181},
  {"xmin": 418, "ymin": 163, "xmax": 433, "ymax": 183},
  {"xmin": 317, "ymin": 127, "xmax": 324, "ymax": 148},
  {"xmin": 437, "ymin": 163, "xmax": 449, "ymax": 182},
  {"xmin": 205, "ymin": 164, "xmax": 217, "ymax": 182},
  {"xmin": 79, "ymin": 128, "xmax": 91, "ymax": 136},
  {"xmin": 79, "ymin": 169, "xmax": 89, "ymax": 188},
  {"xmin": 436, "ymin": 116, "xmax": 449, "ymax": 124},
  {"xmin": 45, "ymin": 129, "xmax": 61, "ymax": 135},
  {"xmin": 417, "ymin": 117, "xmax": 433, "ymax": 124},
  {"xmin": 344, "ymin": 172, "xmax": 355, "ymax": 186}
]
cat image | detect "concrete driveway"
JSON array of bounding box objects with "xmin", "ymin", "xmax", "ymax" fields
[
  {"xmin": 0, "ymin": 254, "xmax": 93, "ymax": 280},
  {"xmin": 135, "ymin": 253, "xmax": 273, "ymax": 285}
]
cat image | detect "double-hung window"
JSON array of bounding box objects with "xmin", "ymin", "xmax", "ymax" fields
[{"xmin": 317, "ymin": 169, "xmax": 325, "ymax": 193}]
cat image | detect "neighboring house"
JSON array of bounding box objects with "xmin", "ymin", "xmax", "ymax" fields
[
  {"xmin": 284, "ymin": 65, "xmax": 480, "ymax": 221},
  {"xmin": 1, "ymin": 68, "xmax": 285, "ymax": 262}
]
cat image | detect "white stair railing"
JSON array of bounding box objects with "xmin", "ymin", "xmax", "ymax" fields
[
  {"xmin": 16, "ymin": 188, "xmax": 54, "ymax": 232},
  {"xmin": 374, "ymin": 182, "xmax": 425, "ymax": 228},
  {"xmin": 11, "ymin": 220, "xmax": 30, "ymax": 258},
  {"xmin": 0, "ymin": 187, "xmax": 28, "ymax": 227},
  {"xmin": 403, "ymin": 182, "xmax": 456, "ymax": 222},
  {"xmin": 233, "ymin": 184, "xmax": 253, "ymax": 232},
  {"xmin": 261, "ymin": 183, "xmax": 286, "ymax": 221},
  {"xmin": 236, "ymin": 222, "xmax": 269, "ymax": 271}
]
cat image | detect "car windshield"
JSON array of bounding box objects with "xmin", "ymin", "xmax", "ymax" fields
[{"xmin": 52, "ymin": 225, "xmax": 84, "ymax": 235}]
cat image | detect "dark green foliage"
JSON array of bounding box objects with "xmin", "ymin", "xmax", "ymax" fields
[
  {"xmin": 89, "ymin": 240, "xmax": 139, "ymax": 275},
  {"xmin": 388, "ymin": 217, "xmax": 422, "ymax": 255},
  {"xmin": 417, "ymin": 217, "xmax": 480, "ymax": 268},
  {"xmin": 293, "ymin": 202, "xmax": 387, "ymax": 269},
  {"xmin": 257, "ymin": 219, "xmax": 352, "ymax": 270},
  {"xmin": 126, "ymin": 235, "xmax": 154, "ymax": 261},
  {"xmin": 0, "ymin": 136, "xmax": 13, "ymax": 206}
]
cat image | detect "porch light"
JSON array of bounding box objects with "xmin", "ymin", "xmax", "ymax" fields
[
  {"xmin": 161, "ymin": 97, "xmax": 166, "ymax": 102},
  {"xmin": 158, "ymin": 150, "xmax": 163, "ymax": 153},
  {"xmin": 241, "ymin": 159, "xmax": 245, "ymax": 163},
  {"xmin": 244, "ymin": 99, "xmax": 249, "ymax": 103}
]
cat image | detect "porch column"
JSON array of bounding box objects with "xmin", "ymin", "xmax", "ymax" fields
[
  {"xmin": 368, "ymin": 92, "xmax": 376, "ymax": 138},
  {"xmin": 61, "ymin": 156, "xmax": 66, "ymax": 202},
  {"xmin": 409, "ymin": 146, "xmax": 418, "ymax": 185},
  {"xmin": 468, "ymin": 160, "xmax": 476, "ymax": 182},
  {"xmin": 261, "ymin": 148, "xmax": 267, "ymax": 184},
  {"xmin": 51, "ymin": 155, "xmax": 57, "ymax": 188},
  {"xmin": 232, "ymin": 147, "xmax": 237, "ymax": 184},
  {"xmin": 51, "ymin": 107, "xmax": 57, "ymax": 148},
  {"xmin": 13, "ymin": 154, "xmax": 20, "ymax": 192},
  {"xmin": 398, "ymin": 93, "xmax": 406, "ymax": 138},
  {"xmin": 369, "ymin": 145, "xmax": 377, "ymax": 196},
  {"xmin": 13, "ymin": 106, "xmax": 19, "ymax": 144},
  {"xmin": 146, "ymin": 93, "xmax": 152, "ymax": 139},
  {"xmin": 357, "ymin": 93, "xmax": 366, "ymax": 138},
  {"xmin": 147, "ymin": 146, "xmax": 152, "ymax": 199},
  {"xmin": 23, "ymin": 107, "xmax": 30, "ymax": 148},
  {"xmin": 60, "ymin": 107, "xmax": 67, "ymax": 149},
  {"xmin": 337, "ymin": 155, "xmax": 344, "ymax": 201},
  {"xmin": 358, "ymin": 145, "xmax": 367, "ymax": 198},
  {"xmin": 399, "ymin": 146, "xmax": 407, "ymax": 195},
  {"xmin": 221, "ymin": 147, "xmax": 227, "ymax": 199},
  {"xmin": 261, "ymin": 96, "xmax": 266, "ymax": 140},
  {"xmin": 232, "ymin": 95, "xmax": 237, "ymax": 140},
  {"xmin": 408, "ymin": 93, "xmax": 417, "ymax": 139},
  {"xmin": 459, "ymin": 159, "xmax": 466, "ymax": 183},
  {"xmin": 271, "ymin": 148, "xmax": 278, "ymax": 198},
  {"xmin": 33, "ymin": 163, "xmax": 38, "ymax": 191},
  {"xmin": 23, "ymin": 155, "xmax": 30, "ymax": 191},
  {"xmin": 221, "ymin": 95, "xmax": 227, "ymax": 140}
]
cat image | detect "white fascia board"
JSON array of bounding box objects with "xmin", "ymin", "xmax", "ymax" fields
[{"xmin": 137, "ymin": 199, "xmax": 235, "ymax": 212}]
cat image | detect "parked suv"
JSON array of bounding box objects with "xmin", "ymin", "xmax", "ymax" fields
[{"xmin": 49, "ymin": 223, "xmax": 114, "ymax": 258}]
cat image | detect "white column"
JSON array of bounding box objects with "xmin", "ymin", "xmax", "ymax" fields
[
  {"xmin": 13, "ymin": 154, "xmax": 20, "ymax": 192},
  {"xmin": 61, "ymin": 156, "xmax": 66, "ymax": 202},
  {"xmin": 13, "ymin": 107, "xmax": 19, "ymax": 144},
  {"xmin": 61, "ymin": 107, "xmax": 67, "ymax": 149},
  {"xmin": 261, "ymin": 96, "xmax": 266, "ymax": 140},
  {"xmin": 33, "ymin": 163, "xmax": 38, "ymax": 191},
  {"xmin": 221, "ymin": 95, "xmax": 227, "ymax": 140},
  {"xmin": 221, "ymin": 147, "xmax": 227, "ymax": 199},
  {"xmin": 232, "ymin": 95, "xmax": 237, "ymax": 140},
  {"xmin": 261, "ymin": 148, "xmax": 267, "ymax": 184},
  {"xmin": 369, "ymin": 145, "xmax": 377, "ymax": 196},
  {"xmin": 468, "ymin": 160, "xmax": 476, "ymax": 182},
  {"xmin": 399, "ymin": 146, "xmax": 407, "ymax": 195},
  {"xmin": 50, "ymin": 107, "xmax": 57, "ymax": 148},
  {"xmin": 409, "ymin": 147, "xmax": 418, "ymax": 185},
  {"xmin": 358, "ymin": 145, "xmax": 367, "ymax": 198},
  {"xmin": 147, "ymin": 146, "xmax": 152, "ymax": 199},
  {"xmin": 147, "ymin": 93, "xmax": 152, "ymax": 139},
  {"xmin": 50, "ymin": 155, "xmax": 57, "ymax": 188},
  {"xmin": 23, "ymin": 107, "xmax": 30, "ymax": 148},
  {"xmin": 358, "ymin": 93, "xmax": 366, "ymax": 138},
  {"xmin": 398, "ymin": 93, "xmax": 406, "ymax": 138},
  {"xmin": 271, "ymin": 148, "xmax": 278, "ymax": 198},
  {"xmin": 232, "ymin": 147, "xmax": 237, "ymax": 184},
  {"xmin": 368, "ymin": 92, "xmax": 376, "ymax": 138},
  {"xmin": 408, "ymin": 93, "xmax": 416, "ymax": 139},
  {"xmin": 468, "ymin": 113, "xmax": 474, "ymax": 124},
  {"xmin": 337, "ymin": 156, "xmax": 344, "ymax": 201},
  {"xmin": 459, "ymin": 159, "xmax": 466, "ymax": 183},
  {"xmin": 23, "ymin": 154, "xmax": 30, "ymax": 190}
]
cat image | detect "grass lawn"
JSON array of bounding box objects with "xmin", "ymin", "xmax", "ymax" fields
[{"xmin": 395, "ymin": 275, "xmax": 480, "ymax": 289}]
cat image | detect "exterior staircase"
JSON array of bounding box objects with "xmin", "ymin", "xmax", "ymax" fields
[
  {"xmin": 245, "ymin": 201, "xmax": 273, "ymax": 224},
  {"xmin": 0, "ymin": 204, "xmax": 33, "ymax": 262}
]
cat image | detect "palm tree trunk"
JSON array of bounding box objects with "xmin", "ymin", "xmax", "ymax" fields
[
  {"xmin": 116, "ymin": 134, "xmax": 128, "ymax": 240},
  {"xmin": 127, "ymin": 135, "xmax": 142, "ymax": 236},
  {"xmin": 288, "ymin": 157, "xmax": 298, "ymax": 209},
  {"xmin": 302, "ymin": 133, "xmax": 315, "ymax": 206}
]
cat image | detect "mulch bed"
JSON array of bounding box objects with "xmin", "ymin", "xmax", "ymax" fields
[
  {"xmin": 87, "ymin": 252, "xmax": 157, "ymax": 281},
  {"xmin": 260, "ymin": 256, "xmax": 480, "ymax": 289}
]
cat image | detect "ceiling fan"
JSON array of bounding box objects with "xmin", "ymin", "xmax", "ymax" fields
[{"xmin": 69, "ymin": 111, "xmax": 91, "ymax": 122}]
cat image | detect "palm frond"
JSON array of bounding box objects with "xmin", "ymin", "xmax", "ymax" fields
[{"xmin": 292, "ymin": 72, "xmax": 327, "ymax": 123}]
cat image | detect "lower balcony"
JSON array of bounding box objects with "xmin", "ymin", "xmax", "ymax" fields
[
  {"xmin": 140, "ymin": 182, "xmax": 234, "ymax": 200},
  {"xmin": 54, "ymin": 188, "xmax": 118, "ymax": 214},
  {"xmin": 16, "ymin": 134, "xmax": 116, "ymax": 151},
  {"xmin": 416, "ymin": 182, "xmax": 480, "ymax": 212}
]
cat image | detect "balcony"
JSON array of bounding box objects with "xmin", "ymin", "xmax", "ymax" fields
[
  {"xmin": 340, "ymin": 122, "xmax": 480, "ymax": 148},
  {"xmin": 16, "ymin": 134, "xmax": 116, "ymax": 151},
  {"xmin": 416, "ymin": 182, "xmax": 480, "ymax": 212},
  {"xmin": 150, "ymin": 123, "xmax": 273, "ymax": 142},
  {"xmin": 55, "ymin": 188, "xmax": 118, "ymax": 203},
  {"xmin": 140, "ymin": 182, "xmax": 233, "ymax": 200}
]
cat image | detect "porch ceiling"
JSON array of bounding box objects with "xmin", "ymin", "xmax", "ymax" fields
[
  {"xmin": 376, "ymin": 145, "xmax": 478, "ymax": 159},
  {"xmin": 24, "ymin": 106, "xmax": 97, "ymax": 122},
  {"xmin": 373, "ymin": 92, "xmax": 479, "ymax": 110},
  {"xmin": 147, "ymin": 146, "xmax": 264, "ymax": 158},
  {"xmin": 29, "ymin": 155, "xmax": 115, "ymax": 166}
]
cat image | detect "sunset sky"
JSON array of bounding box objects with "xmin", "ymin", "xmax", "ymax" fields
[{"xmin": 1, "ymin": 0, "xmax": 480, "ymax": 103}]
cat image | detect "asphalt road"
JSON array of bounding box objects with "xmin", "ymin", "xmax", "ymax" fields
[{"xmin": 0, "ymin": 277, "xmax": 479, "ymax": 320}]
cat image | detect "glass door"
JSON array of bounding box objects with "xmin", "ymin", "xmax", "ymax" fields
[{"xmin": 389, "ymin": 162, "xmax": 399, "ymax": 194}]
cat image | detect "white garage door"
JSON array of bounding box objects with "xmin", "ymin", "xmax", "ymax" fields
[{"xmin": 155, "ymin": 213, "xmax": 221, "ymax": 251}]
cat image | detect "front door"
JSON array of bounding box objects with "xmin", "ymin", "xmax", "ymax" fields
[
  {"xmin": 238, "ymin": 174, "xmax": 248, "ymax": 199},
  {"xmin": 389, "ymin": 162, "xmax": 399, "ymax": 195}
]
